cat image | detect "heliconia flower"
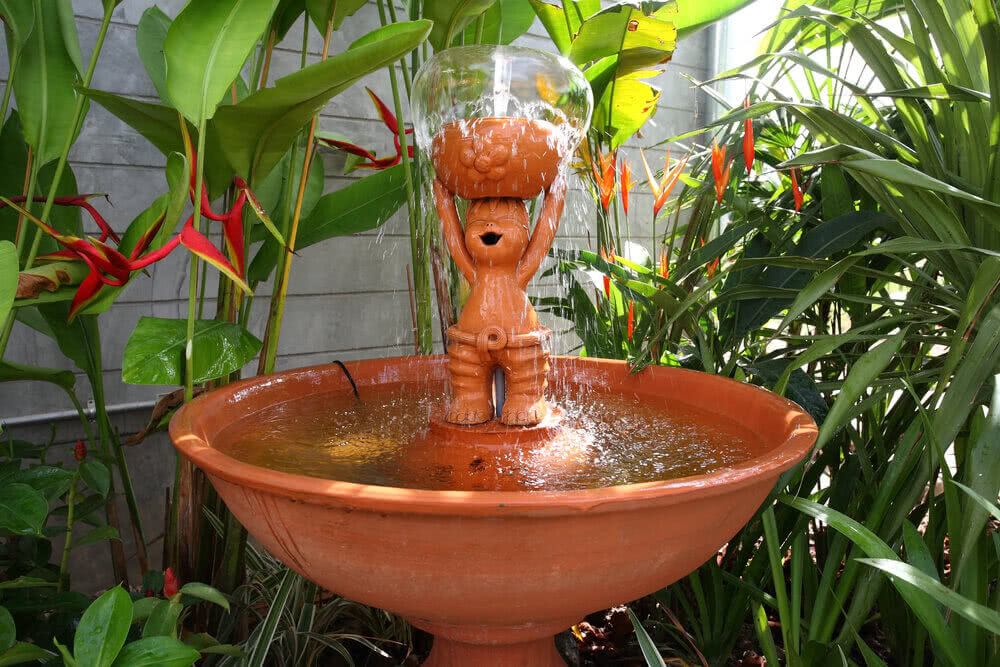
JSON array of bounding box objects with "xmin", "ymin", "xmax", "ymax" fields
[
  {"xmin": 701, "ymin": 238, "xmax": 720, "ymax": 279},
  {"xmin": 641, "ymin": 148, "xmax": 690, "ymax": 218},
  {"xmin": 620, "ymin": 158, "xmax": 636, "ymax": 216},
  {"xmin": 73, "ymin": 440, "xmax": 87, "ymax": 462},
  {"xmin": 163, "ymin": 568, "xmax": 179, "ymax": 598},
  {"xmin": 743, "ymin": 96, "xmax": 754, "ymax": 173},
  {"xmin": 591, "ymin": 149, "xmax": 616, "ymax": 212},
  {"xmin": 627, "ymin": 300, "xmax": 635, "ymax": 341},
  {"xmin": 711, "ymin": 139, "xmax": 732, "ymax": 204},
  {"xmin": 319, "ymin": 88, "xmax": 414, "ymax": 169},
  {"xmin": 6, "ymin": 194, "xmax": 121, "ymax": 245},
  {"xmin": 599, "ymin": 248, "xmax": 612, "ymax": 299},
  {"xmin": 658, "ymin": 248, "xmax": 669, "ymax": 283},
  {"xmin": 790, "ymin": 168, "xmax": 803, "ymax": 212}
]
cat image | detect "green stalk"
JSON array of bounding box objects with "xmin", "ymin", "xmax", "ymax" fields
[
  {"xmin": 0, "ymin": 54, "xmax": 18, "ymax": 125},
  {"xmin": 57, "ymin": 471, "xmax": 80, "ymax": 592},
  {"xmin": 378, "ymin": 0, "xmax": 430, "ymax": 353},
  {"xmin": 185, "ymin": 120, "xmax": 208, "ymax": 403},
  {"xmin": 385, "ymin": 0, "xmax": 412, "ymax": 95},
  {"xmin": 474, "ymin": 13, "xmax": 486, "ymax": 44}
]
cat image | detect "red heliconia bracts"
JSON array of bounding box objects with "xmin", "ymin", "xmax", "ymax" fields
[
  {"xmin": 592, "ymin": 149, "xmax": 616, "ymax": 212},
  {"xmin": 627, "ymin": 300, "xmax": 635, "ymax": 341},
  {"xmin": 319, "ymin": 88, "xmax": 414, "ymax": 169},
  {"xmin": 641, "ymin": 148, "xmax": 689, "ymax": 218},
  {"xmin": 711, "ymin": 139, "xmax": 732, "ymax": 205},
  {"xmin": 163, "ymin": 567, "xmax": 179, "ymax": 598},
  {"xmin": 599, "ymin": 248, "xmax": 613, "ymax": 300},
  {"xmin": 790, "ymin": 168, "xmax": 804, "ymax": 213}
]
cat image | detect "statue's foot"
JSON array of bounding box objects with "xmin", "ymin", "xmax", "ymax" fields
[
  {"xmin": 501, "ymin": 394, "xmax": 548, "ymax": 426},
  {"xmin": 447, "ymin": 395, "xmax": 493, "ymax": 425}
]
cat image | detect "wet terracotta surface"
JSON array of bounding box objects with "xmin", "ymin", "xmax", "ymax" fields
[
  {"xmin": 433, "ymin": 117, "xmax": 568, "ymax": 426},
  {"xmin": 431, "ymin": 118, "xmax": 563, "ymax": 200},
  {"xmin": 170, "ymin": 356, "xmax": 817, "ymax": 667}
]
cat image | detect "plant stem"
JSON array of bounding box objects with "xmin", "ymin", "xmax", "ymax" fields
[
  {"xmin": 57, "ymin": 473, "xmax": 80, "ymax": 592},
  {"xmin": 0, "ymin": 54, "xmax": 18, "ymax": 125},
  {"xmin": 378, "ymin": 0, "xmax": 430, "ymax": 353},
  {"xmin": 185, "ymin": 120, "xmax": 208, "ymax": 403},
  {"xmin": 260, "ymin": 9, "xmax": 336, "ymax": 374}
]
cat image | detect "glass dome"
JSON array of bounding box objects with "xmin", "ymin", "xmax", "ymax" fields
[{"xmin": 411, "ymin": 45, "xmax": 593, "ymax": 199}]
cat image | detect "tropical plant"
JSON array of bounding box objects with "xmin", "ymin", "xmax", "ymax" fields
[{"xmin": 601, "ymin": 0, "xmax": 1000, "ymax": 663}]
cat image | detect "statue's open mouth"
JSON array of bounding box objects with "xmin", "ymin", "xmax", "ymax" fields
[{"xmin": 480, "ymin": 232, "xmax": 502, "ymax": 246}]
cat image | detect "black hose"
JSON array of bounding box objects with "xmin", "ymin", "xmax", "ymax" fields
[{"xmin": 331, "ymin": 360, "xmax": 360, "ymax": 402}]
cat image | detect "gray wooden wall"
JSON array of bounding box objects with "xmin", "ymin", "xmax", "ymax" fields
[{"xmin": 0, "ymin": 1, "xmax": 715, "ymax": 589}]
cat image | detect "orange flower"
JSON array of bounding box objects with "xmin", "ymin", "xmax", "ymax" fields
[
  {"xmin": 627, "ymin": 300, "xmax": 635, "ymax": 341},
  {"xmin": 711, "ymin": 139, "xmax": 732, "ymax": 204},
  {"xmin": 702, "ymin": 237, "xmax": 720, "ymax": 279},
  {"xmin": 599, "ymin": 248, "xmax": 612, "ymax": 299},
  {"xmin": 790, "ymin": 168, "xmax": 803, "ymax": 212},
  {"xmin": 620, "ymin": 158, "xmax": 636, "ymax": 216},
  {"xmin": 591, "ymin": 149, "xmax": 616, "ymax": 212},
  {"xmin": 641, "ymin": 148, "xmax": 689, "ymax": 218},
  {"xmin": 743, "ymin": 96, "xmax": 754, "ymax": 173},
  {"xmin": 658, "ymin": 248, "xmax": 669, "ymax": 283}
]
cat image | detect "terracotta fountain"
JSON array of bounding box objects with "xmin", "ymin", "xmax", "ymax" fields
[{"xmin": 170, "ymin": 46, "xmax": 818, "ymax": 666}]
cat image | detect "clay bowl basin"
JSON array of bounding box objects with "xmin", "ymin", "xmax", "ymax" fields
[
  {"xmin": 170, "ymin": 356, "xmax": 817, "ymax": 666},
  {"xmin": 431, "ymin": 117, "xmax": 564, "ymax": 199}
]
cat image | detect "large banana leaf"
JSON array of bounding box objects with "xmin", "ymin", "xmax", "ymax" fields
[{"xmin": 212, "ymin": 19, "xmax": 431, "ymax": 180}]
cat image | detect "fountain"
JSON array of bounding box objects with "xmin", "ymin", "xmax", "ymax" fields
[{"xmin": 170, "ymin": 45, "xmax": 818, "ymax": 666}]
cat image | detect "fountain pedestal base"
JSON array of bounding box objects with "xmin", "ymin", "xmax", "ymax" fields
[{"xmin": 412, "ymin": 619, "xmax": 569, "ymax": 667}]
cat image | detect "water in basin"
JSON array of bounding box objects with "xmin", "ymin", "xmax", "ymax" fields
[{"xmin": 213, "ymin": 380, "xmax": 761, "ymax": 491}]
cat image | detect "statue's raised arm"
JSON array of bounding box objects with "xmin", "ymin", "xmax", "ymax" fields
[{"xmin": 517, "ymin": 174, "xmax": 566, "ymax": 289}]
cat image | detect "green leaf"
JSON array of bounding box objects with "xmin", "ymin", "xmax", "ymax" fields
[
  {"xmin": 298, "ymin": 165, "xmax": 405, "ymax": 247},
  {"xmin": 80, "ymin": 460, "xmax": 110, "ymax": 497},
  {"xmin": 136, "ymin": 6, "xmax": 172, "ymax": 105},
  {"xmin": 111, "ymin": 636, "xmax": 199, "ymax": 667},
  {"xmin": 860, "ymin": 558, "xmax": 1000, "ymax": 635},
  {"xmin": 0, "ymin": 241, "xmax": 16, "ymax": 328},
  {"xmin": 782, "ymin": 496, "xmax": 965, "ymax": 665},
  {"xmin": 0, "ymin": 360, "xmax": 75, "ymax": 391},
  {"xmin": 74, "ymin": 585, "xmax": 132, "ymax": 667},
  {"xmin": 72, "ymin": 525, "xmax": 120, "ymax": 549},
  {"xmin": 568, "ymin": 3, "xmax": 676, "ymax": 73},
  {"xmin": 122, "ymin": 317, "xmax": 262, "ymax": 386},
  {"xmin": 626, "ymin": 607, "xmax": 666, "ymax": 667},
  {"xmin": 672, "ymin": 0, "xmax": 756, "ymax": 39},
  {"xmin": 213, "ymin": 19, "xmax": 431, "ymax": 180},
  {"xmin": 179, "ymin": 583, "xmax": 230, "ymax": 612},
  {"xmin": 814, "ymin": 329, "xmax": 907, "ymax": 450},
  {"xmin": 17, "ymin": 465, "xmax": 75, "ymax": 502},
  {"xmin": 182, "ymin": 634, "xmax": 242, "ymax": 657},
  {"xmin": 0, "ymin": 606, "xmax": 13, "ymax": 652},
  {"xmin": 592, "ymin": 74, "xmax": 660, "ymax": 149},
  {"xmin": 81, "ymin": 89, "xmax": 232, "ymax": 199},
  {"xmin": 164, "ymin": 0, "xmax": 280, "ymax": 125},
  {"xmin": 53, "ymin": 638, "xmax": 76, "ymax": 667},
  {"xmin": 528, "ymin": 0, "xmax": 600, "ymax": 55},
  {"xmin": 462, "ymin": 0, "xmax": 537, "ymax": 45},
  {"xmin": 305, "ymin": 0, "xmax": 366, "ymax": 32},
  {"xmin": 130, "ymin": 598, "xmax": 160, "ymax": 625},
  {"xmin": 142, "ymin": 599, "xmax": 181, "ymax": 639},
  {"xmin": 0, "ymin": 1, "xmax": 35, "ymax": 59},
  {"xmin": 0, "ymin": 641, "xmax": 56, "ymax": 666},
  {"xmin": 245, "ymin": 568, "xmax": 296, "ymax": 667},
  {"xmin": 0, "ymin": 483, "xmax": 47, "ymax": 536},
  {"xmin": 0, "ymin": 576, "xmax": 57, "ymax": 590},
  {"xmin": 424, "ymin": 0, "xmax": 496, "ymax": 50},
  {"xmin": 13, "ymin": 1, "xmax": 84, "ymax": 164}
]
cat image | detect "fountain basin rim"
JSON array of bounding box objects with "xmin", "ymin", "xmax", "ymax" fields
[{"xmin": 170, "ymin": 356, "xmax": 817, "ymax": 517}]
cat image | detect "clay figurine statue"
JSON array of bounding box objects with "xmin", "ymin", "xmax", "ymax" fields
[{"xmin": 433, "ymin": 175, "xmax": 566, "ymax": 427}]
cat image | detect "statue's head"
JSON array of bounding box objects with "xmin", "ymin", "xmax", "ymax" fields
[{"xmin": 464, "ymin": 198, "xmax": 530, "ymax": 266}]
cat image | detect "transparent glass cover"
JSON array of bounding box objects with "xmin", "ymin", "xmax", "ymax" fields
[{"xmin": 411, "ymin": 45, "xmax": 593, "ymax": 156}]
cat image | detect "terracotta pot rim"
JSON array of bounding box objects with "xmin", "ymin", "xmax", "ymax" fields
[{"xmin": 170, "ymin": 356, "xmax": 817, "ymax": 517}]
